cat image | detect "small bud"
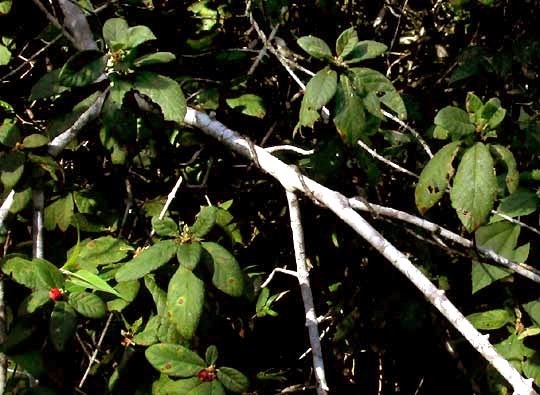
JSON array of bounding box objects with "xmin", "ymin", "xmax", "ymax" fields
[{"xmin": 48, "ymin": 288, "xmax": 62, "ymax": 301}]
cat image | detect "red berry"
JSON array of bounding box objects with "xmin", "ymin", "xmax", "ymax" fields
[
  {"xmin": 48, "ymin": 288, "xmax": 62, "ymax": 301},
  {"xmin": 197, "ymin": 368, "xmax": 216, "ymax": 382}
]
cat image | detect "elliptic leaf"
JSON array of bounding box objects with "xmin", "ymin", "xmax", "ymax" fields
[
  {"xmin": 34, "ymin": 258, "xmax": 64, "ymax": 289},
  {"xmin": 480, "ymin": 98, "xmax": 506, "ymax": 129},
  {"xmin": 152, "ymin": 216, "xmax": 179, "ymax": 237},
  {"xmin": 70, "ymin": 269, "xmax": 122, "ymax": 297},
  {"xmin": 66, "ymin": 236, "xmax": 133, "ymax": 271},
  {"xmin": 303, "ymin": 66, "xmax": 337, "ymax": 111},
  {"xmin": 132, "ymin": 315, "xmax": 160, "ymax": 346},
  {"xmin": 103, "ymin": 18, "xmax": 129, "ymax": 50},
  {"xmin": 205, "ymin": 345, "xmax": 218, "ymax": 365},
  {"xmin": 215, "ymin": 207, "xmax": 242, "ymax": 245},
  {"xmin": 126, "ymin": 25, "xmax": 156, "ymax": 49},
  {"xmin": 30, "ymin": 69, "xmax": 69, "ymax": 99},
  {"xmin": 107, "ymin": 280, "xmax": 140, "ymax": 312},
  {"xmin": 202, "ymin": 242, "xmax": 244, "ymax": 297},
  {"xmin": 190, "ymin": 206, "xmax": 218, "ymax": 238},
  {"xmin": 471, "ymin": 261, "xmax": 512, "ymax": 295},
  {"xmin": 466, "ymin": 92, "xmax": 483, "ymax": 114},
  {"xmin": 493, "ymin": 189, "xmax": 538, "ymax": 220},
  {"xmin": 297, "ymin": 35, "xmax": 332, "ymax": 59},
  {"xmin": 1, "ymin": 256, "xmax": 40, "ymax": 289},
  {"xmin": 157, "ymin": 315, "xmax": 182, "ymax": 344},
  {"xmin": 59, "ymin": 51, "xmax": 107, "ymax": 87},
  {"xmin": 166, "ymin": 267, "xmax": 204, "ymax": 339},
  {"xmin": 44, "ymin": 194, "xmax": 74, "ymax": 232},
  {"xmin": 336, "ymin": 27, "xmax": 358, "ymax": 59},
  {"xmin": 145, "ymin": 343, "xmax": 206, "ymax": 377},
  {"xmin": 0, "ymin": 1, "xmax": 12, "ymax": 15},
  {"xmin": 522, "ymin": 300, "xmax": 540, "ymax": 327},
  {"xmin": 19, "ymin": 290, "xmax": 50, "ymax": 315},
  {"xmin": 144, "ymin": 275, "xmax": 167, "ymax": 315},
  {"xmin": 0, "ymin": 119, "xmax": 20, "ymax": 146},
  {"xmin": 0, "ymin": 43, "xmax": 11, "ymax": 66},
  {"xmin": 217, "ymin": 367, "xmax": 249, "ymax": 393},
  {"xmin": 0, "ymin": 151, "xmax": 24, "ymax": 191},
  {"xmin": 295, "ymin": 99, "xmax": 320, "ymax": 132},
  {"xmin": 133, "ymin": 71, "xmax": 186, "ymax": 123},
  {"xmin": 134, "ymin": 52, "xmax": 176, "ymax": 67},
  {"xmin": 115, "ymin": 239, "xmax": 177, "ymax": 282},
  {"xmin": 450, "ymin": 143, "xmax": 497, "ymax": 232},
  {"xmin": 177, "ymin": 242, "xmax": 203, "ymax": 271},
  {"xmin": 434, "ymin": 106, "xmax": 475, "ymax": 140},
  {"xmin": 49, "ymin": 302, "xmax": 77, "ymax": 351},
  {"xmin": 226, "ymin": 94, "xmax": 266, "ymax": 119},
  {"xmin": 22, "ymin": 134, "xmax": 48, "ymax": 148},
  {"xmin": 415, "ymin": 141, "xmax": 462, "ymax": 214},
  {"xmin": 489, "ymin": 144, "xmax": 519, "ymax": 194},
  {"xmin": 343, "ymin": 40, "xmax": 388, "ymax": 63},
  {"xmin": 467, "ymin": 309, "xmax": 514, "ymax": 330},
  {"xmin": 334, "ymin": 74, "xmax": 367, "ymax": 145},
  {"xmin": 68, "ymin": 292, "xmax": 106, "ymax": 319}
]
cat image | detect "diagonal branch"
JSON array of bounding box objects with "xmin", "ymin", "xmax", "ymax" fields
[{"xmin": 184, "ymin": 107, "xmax": 536, "ymax": 395}]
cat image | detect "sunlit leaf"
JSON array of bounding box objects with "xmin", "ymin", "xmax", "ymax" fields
[
  {"xmin": 297, "ymin": 35, "xmax": 332, "ymax": 59},
  {"xmin": 145, "ymin": 343, "xmax": 206, "ymax": 377}
]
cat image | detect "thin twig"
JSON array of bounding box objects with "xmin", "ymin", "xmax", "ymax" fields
[
  {"xmin": 248, "ymin": 23, "xmax": 280, "ymax": 76},
  {"xmin": 491, "ymin": 210, "xmax": 540, "ymax": 236},
  {"xmin": 348, "ymin": 198, "xmax": 540, "ymax": 283},
  {"xmin": 0, "ymin": 190, "xmax": 15, "ymax": 233},
  {"xmin": 381, "ymin": 109, "xmax": 433, "ymax": 158},
  {"xmin": 260, "ymin": 267, "xmax": 297, "ymax": 288},
  {"xmin": 265, "ymin": 145, "xmax": 314, "ymax": 155},
  {"xmin": 286, "ymin": 190, "xmax": 328, "ymax": 394},
  {"xmin": 0, "ymin": 33, "xmax": 63, "ymax": 83},
  {"xmin": 30, "ymin": 0, "xmax": 76, "ymax": 46},
  {"xmin": 32, "ymin": 190, "xmax": 44, "ymax": 259},
  {"xmin": 357, "ymin": 139, "xmax": 418, "ymax": 178},
  {"xmin": 79, "ymin": 313, "xmax": 113, "ymax": 388},
  {"xmin": 150, "ymin": 176, "xmax": 183, "ymax": 237}
]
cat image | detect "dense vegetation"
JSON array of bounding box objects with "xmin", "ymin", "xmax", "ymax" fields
[{"xmin": 0, "ymin": 0, "xmax": 539, "ymax": 394}]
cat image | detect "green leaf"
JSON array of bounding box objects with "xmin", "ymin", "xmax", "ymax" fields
[
  {"xmin": 44, "ymin": 194, "xmax": 74, "ymax": 232},
  {"xmin": 163, "ymin": 378, "xmax": 225, "ymax": 394},
  {"xmin": 68, "ymin": 292, "xmax": 106, "ymax": 319},
  {"xmin": 215, "ymin": 207, "xmax": 242, "ymax": 245},
  {"xmin": 415, "ymin": 141, "xmax": 462, "ymax": 215},
  {"xmin": 19, "ymin": 290, "xmax": 50, "ymax": 314},
  {"xmin": 434, "ymin": 106, "xmax": 475, "ymax": 140},
  {"xmin": 177, "ymin": 242, "xmax": 203, "ymax": 271},
  {"xmin": 466, "ymin": 92, "xmax": 483, "ymax": 114},
  {"xmin": 0, "ymin": 1, "xmax": 12, "ymax": 15},
  {"xmin": 133, "ymin": 71, "xmax": 186, "ymax": 123},
  {"xmin": 134, "ymin": 52, "xmax": 176, "ymax": 67},
  {"xmin": 66, "ymin": 236, "xmax": 133, "ymax": 271},
  {"xmin": 471, "ymin": 261, "xmax": 512, "ymax": 295},
  {"xmin": 217, "ymin": 367, "xmax": 249, "ymax": 393},
  {"xmin": 226, "ymin": 94, "xmax": 266, "ymax": 119},
  {"xmin": 343, "ymin": 40, "xmax": 387, "ymax": 63},
  {"xmin": 103, "ymin": 18, "xmax": 129, "ymax": 50},
  {"xmin": 152, "ymin": 216, "xmax": 179, "ymax": 237},
  {"xmin": 450, "ymin": 143, "xmax": 497, "ymax": 232},
  {"xmin": 256, "ymin": 287, "xmax": 270, "ymax": 314},
  {"xmin": 336, "ymin": 27, "xmax": 358, "ymax": 59},
  {"xmin": 9, "ymin": 187, "xmax": 31, "ymax": 214},
  {"xmin": 334, "ymin": 74, "xmax": 367, "ymax": 145},
  {"xmin": 493, "ymin": 189, "xmax": 538, "ymax": 221},
  {"xmin": 49, "ymin": 301, "xmax": 77, "ymax": 351},
  {"xmin": 303, "ymin": 66, "xmax": 337, "ymax": 111},
  {"xmin": 30, "ymin": 68, "xmax": 69, "ymax": 99},
  {"xmin": 144, "ymin": 275, "xmax": 167, "ymax": 315},
  {"xmin": 166, "ymin": 266, "xmax": 205, "ymax": 339},
  {"xmin": 1, "ymin": 256, "xmax": 41, "ymax": 289},
  {"xmin": 295, "ymin": 99, "xmax": 320, "ymax": 133},
  {"xmin": 467, "ymin": 309, "xmax": 514, "ymax": 330},
  {"xmin": 489, "ymin": 144, "xmax": 519, "ymax": 194},
  {"xmin": 145, "ymin": 343, "xmax": 206, "ymax": 377},
  {"xmin": 115, "ymin": 239, "xmax": 177, "ymax": 282},
  {"xmin": 0, "ymin": 119, "xmax": 20, "ymax": 147},
  {"xmin": 0, "ymin": 43, "xmax": 11, "ymax": 66},
  {"xmin": 102, "ymin": 80, "xmax": 132, "ymax": 130},
  {"xmin": 351, "ymin": 68, "xmax": 406, "ymax": 119},
  {"xmin": 133, "ymin": 315, "xmax": 160, "ymax": 346},
  {"xmin": 107, "ymin": 280, "xmax": 139, "ymax": 312},
  {"xmin": 495, "ymin": 333, "xmax": 534, "ymax": 362},
  {"xmin": 34, "ymin": 258, "xmax": 64, "ymax": 289},
  {"xmin": 190, "ymin": 206, "xmax": 218, "ymax": 238},
  {"xmin": 202, "ymin": 242, "xmax": 244, "ymax": 297},
  {"xmin": 59, "ymin": 50, "xmax": 107, "ymax": 87},
  {"xmin": 0, "ymin": 151, "xmax": 24, "ymax": 191},
  {"xmin": 480, "ymin": 98, "xmax": 506, "ymax": 129},
  {"xmin": 157, "ymin": 315, "xmax": 182, "ymax": 344},
  {"xmin": 69, "ymin": 269, "xmax": 122, "ymax": 297},
  {"xmin": 297, "ymin": 35, "xmax": 332, "ymax": 59},
  {"xmin": 522, "ymin": 300, "xmax": 540, "ymax": 327},
  {"xmin": 205, "ymin": 345, "xmax": 218, "ymax": 365},
  {"xmin": 22, "ymin": 134, "xmax": 48, "ymax": 148},
  {"xmin": 2, "ymin": 319, "xmax": 35, "ymax": 352},
  {"xmin": 126, "ymin": 25, "xmax": 156, "ymax": 49}
]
